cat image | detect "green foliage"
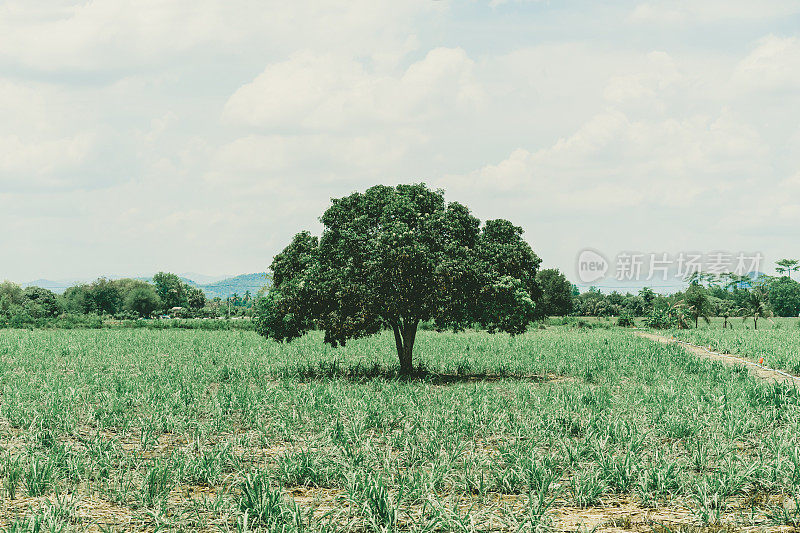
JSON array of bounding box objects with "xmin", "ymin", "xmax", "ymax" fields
[
  {"xmin": 253, "ymin": 290, "xmax": 305, "ymax": 341},
  {"xmin": 60, "ymin": 284, "xmax": 94, "ymax": 315},
  {"xmin": 643, "ymin": 308, "xmax": 679, "ymax": 329},
  {"xmin": 124, "ymin": 285, "xmax": 161, "ymax": 318},
  {"xmin": 1, "ymin": 327, "xmax": 800, "ymax": 529},
  {"xmin": 88, "ymin": 277, "xmax": 122, "ymax": 315},
  {"xmin": 24, "ymin": 456, "xmax": 54, "ymax": 497},
  {"xmin": 22, "ymin": 286, "xmax": 61, "ymax": 319},
  {"xmin": 116, "ymin": 318, "xmax": 254, "ymax": 330},
  {"xmin": 741, "ymin": 286, "xmax": 773, "ymax": 329},
  {"xmin": 185, "ymin": 284, "xmax": 206, "ymax": 311},
  {"xmin": 152, "ymin": 272, "xmax": 207, "ymax": 314},
  {"xmin": 616, "ymin": 312, "xmax": 635, "ymax": 327},
  {"xmin": 257, "ymin": 184, "xmax": 543, "ymax": 372},
  {"xmin": 639, "ymin": 287, "xmax": 656, "ymax": 312},
  {"xmin": 60, "ymin": 278, "xmax": 124, "ymax": 316},
  {"xmin": 238, "ymin": 469, "xmax": 299, "ymax": 528},
  {"xmin": 152, "ymin": 272, "xmax": 186, "ymax": 310},
  {"xmin": 683, "ymin": 283, "xmax": 713, "ymax": 328},
  {"xmin": 140, "ymin": 460, "xmax": 174, "ymax": 507},
  {"xmin": 1, "ymin": 282, "xmax": 64, "ymax": 327},
  {"xmin": 0, "ymin": 280, "xmax": 25, "ymax": 312},
  {"xmin": 535, "ymin": 268, "xmax": 574, "ymax": 316},
  {"xmin": 768, "ymin": 276, "xmax": 800, "ymax": 317},
  {"xmin": 776, "ymin": 258, "xmax": 800, "ymax": 278}
]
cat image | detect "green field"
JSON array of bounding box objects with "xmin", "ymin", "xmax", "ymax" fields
[
  {"xmin": 1, "ymin": 328, "xmax": 800, "ymax": 531},
  {"xmin": 668, "ymin": 317, "xmax": 799, "ymax": 331},
  {"xmin": 667, "ymin": 323, "xmax": 800, "ymax": 375}
]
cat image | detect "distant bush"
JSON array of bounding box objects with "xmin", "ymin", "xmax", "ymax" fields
[
  {"xmin": 0, "ymin": 314, "xmax": 251, "ymax": 331},
  {"xmin": 616, "ymin": 312, "xmax": 635, "ymax": 327},
  {"xmin": 642, "ymin": 309, "xmax": 677, "ymax": 329},
  {"xmin": 57, "ymin": 313, "xmax": 104, "ymax": 329},
  {"xmin": 546, "ymin": 316, "xmax": 612, "ymax": 329},
  {"xmin": 0, "ymin": 313, "xmax": 103, "ymax": 330},
  {"xmin": 114, "ymin": 319, "xmax": 255, "ymax": 331}
]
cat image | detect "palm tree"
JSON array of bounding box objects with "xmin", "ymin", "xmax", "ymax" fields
[
  {"xmin": 776, "ymin": 259, "xmax": 799, "ymax": 279},
  {"xmin": 666, "ymin": 301, "xmax": 692, "ymax": 329},
  {"xmin": 685, "ymin": 271, "xmax": 715, "ymax": 287},
  {"xmin": 684, "ymin": 284, "xmax": 713, "ymax": 329},
  {"xmin": 723, "ymin": 273, "xmax": 751, "ymax": 291},
  {"xmin": 740, "ymin": 287, "xmax": 772, "ymax": 330},
  {"xmin": 718, "ymin": 300, "xmax": 735, "ymax": 329}
]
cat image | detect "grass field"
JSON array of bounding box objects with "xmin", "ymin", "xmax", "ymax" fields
[
  {"xmin": 669, "ymin": 317, "xmax": 799, "ymax": 331},
  {"xmin": 667, "ymin": 322, "xmax": 800, "ymax": 375},
  {"xmin": 2, "ymin": 327, "xmax": 800, "ymax": 531}
]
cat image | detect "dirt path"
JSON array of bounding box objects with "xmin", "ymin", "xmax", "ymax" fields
[{"xmin": 635, "ymin": 331, "xmax": 800, "ymax": 386}]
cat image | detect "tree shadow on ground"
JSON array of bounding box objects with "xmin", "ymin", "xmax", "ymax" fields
[{"xmin": 273, "ymin": 361, "xmax": 563, "ymax": 384}]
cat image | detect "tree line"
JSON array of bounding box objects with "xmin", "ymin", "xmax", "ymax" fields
[
  {"xmin": 0, "ymin": 272, "xmax": 258, "ymax": 328},
  {"xmin": 566, "ymin": 267, "xmax": 800, "ymax": 329}
]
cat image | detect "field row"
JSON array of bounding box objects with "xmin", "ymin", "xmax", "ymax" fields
[
  {"xmin": 1, "ymin": 328, "xmax": 799, "ymax": 531},
  {"xmin": 667, "ymin": 325, "xmax": 800, "ymax": 375}
]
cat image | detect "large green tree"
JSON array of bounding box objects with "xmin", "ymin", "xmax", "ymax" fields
[
  {"xmin": 255, "ymin": 184, "xmax": 543, "ymax": 374},
  {"xmin": 61, "ymin": 285, "xmax": 94, "ymax": 314},
  {"xmin": 683, "ymin": 283, "xmax": 713, "ymax": 328},
  {"xmin": 0, "ymin": 281, "xmax": 24, "ymax": 315},
  {"xmin": 152, "ymin": 272, "xmax": 186, "ymax": 310},
  {"xmin": 767, "ymin": 276, "xmax": 800, "ymax": 317},
  {"xmin": 185, "ymin": 285, "xmax": 207, "ymax": 312},
  {"xmin": 62, "ymin": 279, "xmax": 122, "ymax": 316},
  {"xmin": 535, "ymin": 268, "xmax": 573, "ymax": 316},
  {"xmin": 124, "ymin": 286, "xmax": 162, "ymax": 318},
  {"xmin": 23, "ymin": 286, "xmax": 61, "ymax": 319},
  {"xmin": 88, "ymin": 278, "xmax": 122, "ymax": 316},
  {"xmin": 639, "ymin": 287, "xmax": 656, "ymax": 314},
  {"xmin": 740, "ymin": 286, "xmax": 772, "ymax": 329}
]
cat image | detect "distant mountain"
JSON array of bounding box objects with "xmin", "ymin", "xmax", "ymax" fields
[
  {"xmin": 198, "ymin": 273, "xmax": 271, "ymax": 299},
  {"xmin": 21, "ymin": 279, "xmax": 83, "ymax": 293},
  {"xmin": 178, "ymin": 272, "xmax": 232, "ymax": 284},
  {"xmin": 135, "ymin": 275, "xmax": 197, "ymax": 286},
  {"xmin": 20, "ymin": 272, "xmax": 271, "ymax": 297},
  {"xmin": 131, "ymin": 273, "xmax": 272, "ymax": 298}
]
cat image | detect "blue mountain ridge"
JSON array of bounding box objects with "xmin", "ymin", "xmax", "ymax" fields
[{"xmin": 21, "ymin": 273, "xmax": 271, "ymax": 299}]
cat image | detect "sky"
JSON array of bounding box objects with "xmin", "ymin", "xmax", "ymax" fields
[{"xmin": 1, "ymin": 0, "xmax": 799, "ymax": 286}]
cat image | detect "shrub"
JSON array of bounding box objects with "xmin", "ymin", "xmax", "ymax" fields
[{"xmin": 616, "ymin": 312, "xmax": 635, "ymax": 327}]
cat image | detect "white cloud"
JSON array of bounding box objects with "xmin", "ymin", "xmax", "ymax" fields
[
  {"xmin": 0, "ymin": 134, "xmax": 93, "ymax": 179},
  {"xmin": 733, "ymin": 35, "xmax": 800, "ymax": 92},
  {"xmin": 629, "ymin": 1, "xmax": 799, "ymax": 24},
  {"xmin": 223, "ymin": 47, "xmax": 483, "ymax": 131},
  {"xmin": 210, "ymin": 132, "xmax": 420, "ymax": 179},
  {"xmin": 0, "ymin": 0, "xmax": 441, "ymax": 73},
  {"xmin": 604, "ymin": 51, "xmax": 682, "ymax": 104},
  {"xmin": 440, "ymin": 108, "xmax": 768, "ymax": 210}
]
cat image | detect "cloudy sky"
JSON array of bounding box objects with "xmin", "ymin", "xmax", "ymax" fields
[{"xmin": 1, "ymin": 1, "xmax": 799, "ymax": 284}]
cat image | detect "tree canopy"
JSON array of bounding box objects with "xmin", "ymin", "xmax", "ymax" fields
[
  {"xmin": 767, "ymin": 276, "xmax": 800, "ymax": 317},
  {"xmin": 124, "ymin": 286, "xmax": 162, "ymax": 318},
  {"xmin": 255, "ymin": 184, "xmax": 543, "ymax": 373},
  {"xmin": 535, "ymin": 268, "xmax": 574, "ymax": 316},
  {"xmin": 683, "ymin": 283, "xmax": 713, "ymax": 328}
]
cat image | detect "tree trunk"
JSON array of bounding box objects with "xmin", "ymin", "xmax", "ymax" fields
[
  {"xmin": 754, "ymin": 316, "xmax": 758, "ymax": 330},
  {"xmin": 695, "ymin": 316, "xmax": 699, "ymax": 329},
  {"xmin": 392, "ymin": 320, "xmax": 418, "ymax": 375}
]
